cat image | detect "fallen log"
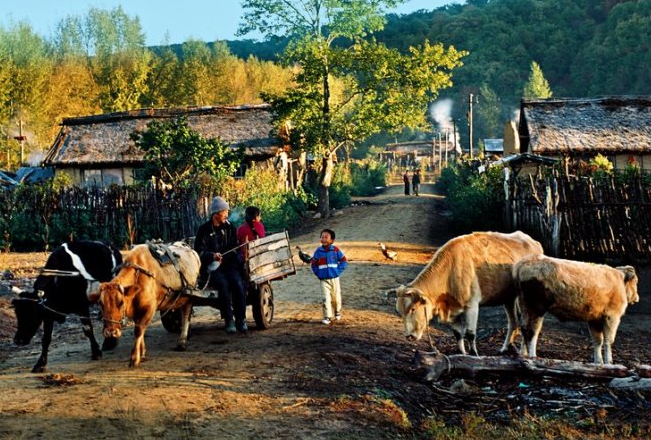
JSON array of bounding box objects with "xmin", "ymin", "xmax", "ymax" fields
[
  {"xmin": 609, "ymin": 377, "xmax": 651, "ymax": 390},
  {"xmin": 416, "ymin": 352, "xmax": 635, "ymax": 382}
]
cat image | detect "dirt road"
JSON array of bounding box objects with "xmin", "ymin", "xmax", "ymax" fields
[{"xmin": 0, "ymin": 184, "xmax": 649, "ymax": 439}]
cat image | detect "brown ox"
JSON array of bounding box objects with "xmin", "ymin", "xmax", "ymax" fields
[
  {"xmin": 390, "ymin": 231, "xmax": 543, "ymax": 355},
  {"xmin": 92, "ymin": 242, "xmax": 200, "ymax": 367},
  {"xmin": 514, "ymin": 254, "xmax": 639, "ymax": 365}
]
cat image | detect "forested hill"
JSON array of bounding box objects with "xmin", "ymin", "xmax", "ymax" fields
[{"xmin": 226, "ymin": 0, "xmax": 651, "ymax": 128}]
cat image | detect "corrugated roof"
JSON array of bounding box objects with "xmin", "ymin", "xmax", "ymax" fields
[
  {"xmin": 43, "ymin": 104, "xmax": 281, "ymax": 166},
  {"xmin": 519, "ymin": 96, "xmax": 651, "ymax": 155}
]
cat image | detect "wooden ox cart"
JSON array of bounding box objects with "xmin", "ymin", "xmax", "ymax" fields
[{"xmin": 160, "ymin": 231, "xmax": 296, "ymax": 332}]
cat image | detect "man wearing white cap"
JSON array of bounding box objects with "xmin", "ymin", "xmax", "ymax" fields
[{"xmin": 194, "ymin": 196, "xmax": 248, "ymax": 334}]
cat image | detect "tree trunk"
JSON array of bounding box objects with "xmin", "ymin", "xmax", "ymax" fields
[
  {"xmin": 416, "ymin": 353, "xmax": 640, "ymax": 382},
  {"xmin": 317, "ymin": 152, "xmax": 335, "ymax": 218}
]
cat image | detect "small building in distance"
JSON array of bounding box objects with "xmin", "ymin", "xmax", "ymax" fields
[{"xmin": 518, "ymin": 96, "xmax": 651, "ymax": 171}]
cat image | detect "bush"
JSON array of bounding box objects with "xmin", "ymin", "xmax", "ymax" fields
[
  {"xmin": 442, "ymin": 163, "xmax": 504, "ymax": 232},
  {"xmin": 223, "ymin": 166, "xmax": 309, "ymax": 232},
  {"xmin": 350, "ymin": 159, "xmax": 387, "ymax": 196}
]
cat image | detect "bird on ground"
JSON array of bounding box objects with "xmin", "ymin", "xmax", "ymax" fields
[
  {"xmin": 378, "ymin": 242, "xmax": 398, "ymax": 261},
  {"xmin": 295, "ymin": 246, "xmax": 312, "ymax": 264}
]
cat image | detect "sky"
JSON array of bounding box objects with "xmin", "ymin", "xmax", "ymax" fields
[{"xmin": 1, "ymin": 0, "xmax": 460, "ymax": 46}]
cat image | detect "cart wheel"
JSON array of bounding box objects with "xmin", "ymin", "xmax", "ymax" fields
[
  {"xmin": 252, "ymin": 282, "xmax": 274, "ymax": 329},
  {"xmin": 161, "ymin": 309, "xmax": 184, "ymax": 333}
]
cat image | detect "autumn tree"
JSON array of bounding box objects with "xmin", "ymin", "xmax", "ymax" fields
[
  {"xmin": 523, "ymin": 61, "xmax": 553, "ymax": 99},
  {"xmin": 239, "ymin": 0, "xmax": 465, "ymax": 217},
  {"xmin": 0, "ymin": 22, "xmax": 52, "ymax": 166},
  {"xmin": 53, "ymin": 7, "xmax": 151, "ymax": 112}
]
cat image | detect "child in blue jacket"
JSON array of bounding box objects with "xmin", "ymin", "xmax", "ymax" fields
[{"xmin": 310, "ymin": 228, "xmax": 347, "ymax": 325}]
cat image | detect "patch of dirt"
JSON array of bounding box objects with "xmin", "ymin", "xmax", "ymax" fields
[{"xmin": 0, "ymin": 184, "xmax": 650, "ymax": 439}]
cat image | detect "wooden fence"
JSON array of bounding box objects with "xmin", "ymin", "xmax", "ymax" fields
[
  {"xmin": 507, "ymin": 175, "xmax": 651, "ymax": 265},
  {"xmin": 0, "ymin": 185, "xmax": 217, "ymax": 250}
]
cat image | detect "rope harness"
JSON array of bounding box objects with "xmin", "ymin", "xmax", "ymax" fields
[{"xmin": 106, "ymin": 253, "xmax": 194, "ymax": 326}]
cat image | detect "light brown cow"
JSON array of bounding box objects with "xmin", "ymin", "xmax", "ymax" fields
[
  {"xmin": 391, "ymin": 231, "xmax": 544, "ymax": 355},
  {"xmin": 514, "ymin": 254, "xmax": 639, "ymax": 365},
  {"xmin": 92, "ymin": 242, "xmax": 200, "ymax": 367}
]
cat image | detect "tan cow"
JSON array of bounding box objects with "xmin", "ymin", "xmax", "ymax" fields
[
  {"xmin": 92, "ymin": 242, "xmax": 200, "ymax": 367},
  {"xmin": 514, "ymin": 254, "xmax": 639, "ymax": 365},
  {"xmin": 391, "ymin": 231, "xmax": 544, "ymax": 355}
]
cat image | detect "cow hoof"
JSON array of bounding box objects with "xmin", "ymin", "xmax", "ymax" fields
[
  {"xmin": 174, "ymin": 344, "xmax": 187, "ymax": 352},
  {"xmin": 92, "ymin": 353, "xmax": 102, "ymax": 360},
  {"xmin": 500, "ymin": 344, "xmax": 519, "ymax": 357},
  {"xmin": 31, "ymin": 365, "xmax": 47, "ymax": 373},
  {"xmin": 102, "ymin": 337, "xmax": 119, "ymax": 351}
]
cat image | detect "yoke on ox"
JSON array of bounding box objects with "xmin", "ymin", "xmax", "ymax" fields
[
  {"xmin": 94, "ymin": 242, "xmax": 200, "ymax": 368},
  {"xmin": 12, "ymin": 240, "xmax": 122, "ymax": 373}
]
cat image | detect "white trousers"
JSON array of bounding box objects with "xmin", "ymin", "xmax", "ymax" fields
[{"xmin": 320, "ymin": 277, "xmax": 341, "ymax": 319}]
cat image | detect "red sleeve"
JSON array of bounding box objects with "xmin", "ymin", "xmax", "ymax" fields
[{"xmin": 257, "ymin": 222, "xmax": 266, "ymax": 238}]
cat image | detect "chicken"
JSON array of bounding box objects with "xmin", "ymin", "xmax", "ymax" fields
[
  {"xmin": 379, "ymin": 242, "xmax": 398, "ymax": 261},
  {"xmin": 295, "ymin": 245, "xmax": 312, "ymax": 264}
]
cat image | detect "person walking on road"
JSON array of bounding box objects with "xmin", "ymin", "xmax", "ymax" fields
[
  {"xmin": 403, "ymin": 171, "xmax": 410, "ymax": 196},
  {"xmin": 412, "ymin": 169, "xmax": 421, "ymax": 196}
]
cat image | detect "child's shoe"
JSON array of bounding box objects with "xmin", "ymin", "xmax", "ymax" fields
[{"xmin": 321, "ymin": 318, "xmax": 331, "ymax": 325}]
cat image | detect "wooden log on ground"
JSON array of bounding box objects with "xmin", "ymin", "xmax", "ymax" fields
[
  {"xmin": 636, "ymin": 364, "xmax": 651, "ymax": 378},
  {"xmin": 416, "ymin": 352, "xmax": 633, "ymax": 382},
  {"xmin": 609, "ymin": 377, "xmax": 651, "ymax": 390}
]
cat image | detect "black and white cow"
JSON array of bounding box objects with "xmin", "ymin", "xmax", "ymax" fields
[{"xmin": 12, "ymin": 240, "xmax": 122, "ymax": 372}]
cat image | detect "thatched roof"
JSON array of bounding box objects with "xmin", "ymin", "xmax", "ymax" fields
[
  {"xmin": 43, "ymin": 104, "xmax": 281, "ymax": 167},
  {"xmin": 519, "ymin": 96, "xmax": 651, "ymax": 155}
]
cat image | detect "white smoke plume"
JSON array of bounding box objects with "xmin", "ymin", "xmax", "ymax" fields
[{"xmin": 429, "ymin": 99, "xmax": 454, "ymax": 131}]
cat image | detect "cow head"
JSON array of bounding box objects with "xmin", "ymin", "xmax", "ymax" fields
[
  {"xmin": 11, "ymin": 288, "xmax": 43, "ymax": 346},
  {"xmin": 393, "ymin": 285, "xmax": 433, "ymax": 341},
  {"xmin": 617, "ymin": 266, "xmax": 639, "ymax": 305},
  {"xmin": 96, "ymin": 282, "xmax": 126, "ymax": 339}
]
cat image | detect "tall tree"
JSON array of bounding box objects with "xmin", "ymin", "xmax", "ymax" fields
[
  {"xmin": 523, "ymin": 61, "xmax": 553, "ymax": 99},
  {"xmin": 239, "ymin": 0, "xmax": 465, "ymax": 217},
  {"xmin": 476, "ymin": 83, "xmax": 501, "ymax": 140},
  {"xmin": 52, "ymin": 7, "xmax": 151, "ymax": 112},
  {"xmin": 0, "ymin": 22, "xmax": 52, "ymax": 165}
]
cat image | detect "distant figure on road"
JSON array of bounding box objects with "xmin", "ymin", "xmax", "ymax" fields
[
  {"xmin": 412, "ymin": 169, "xmax": 421, "ymax": 196},
  {"xmin": 403, "ymin": 171, "xmax": 410, "ymax": 196}
]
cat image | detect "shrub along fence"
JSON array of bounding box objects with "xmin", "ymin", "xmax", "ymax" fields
[
  {"xmin": 507, "ymin": 174, "xmax": 651, "ymax": 265},
  {"xmin": 0, "ymin": 185, "xmax": 214, "ymax": 251}
]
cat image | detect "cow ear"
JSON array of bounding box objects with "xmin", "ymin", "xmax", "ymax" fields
[
  {"xmin": 617, "ymin": 266, "xmax": 637, "ymax": 282},
  {"xmin": 385, "ymin": 288, "xmax": 397, "ymax": 301}
]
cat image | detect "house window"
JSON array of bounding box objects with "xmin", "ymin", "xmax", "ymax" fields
[
  {"xmin": 82, "ymin": 168, "xmax": 124, "ymax": 187},
  {"xmin": 83, "ymin": 169, "xmax": 102, "ymax": 186}
]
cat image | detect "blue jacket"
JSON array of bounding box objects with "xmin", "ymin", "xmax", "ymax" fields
[{"xmin": 311, "ymin": 244, "xmax": 347, "ymax": 280}]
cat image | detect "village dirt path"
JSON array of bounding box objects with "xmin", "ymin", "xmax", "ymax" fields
[{"xmin": 0, "ymin": 184, "xmax": 650, "ymax": 439}]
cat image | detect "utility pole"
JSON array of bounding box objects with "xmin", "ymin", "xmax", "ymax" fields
[
  {"xmin": 453, "ymin": 119, "xmax": 458, "ymax": 162},
  {"xmin": 468, "ymin": 93, "xmax": 474, "ymax": 159},
  {"xmin": 14, "ymin": 119, "xmax": 26, "ymax": 167}
]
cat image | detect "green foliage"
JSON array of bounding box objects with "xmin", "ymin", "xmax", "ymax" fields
[
  {"xmin": 350, "ymin": 159, "xmax": 388, "ymax": 196},
  {"xmin": 329, "ymin": 164, "xmax": 353, "ymax": 210},
  {"xmin": 438, "ymin": 163, "xmax": 504, "ymax": 232},
  {"xmin": 225, "ymin": 166, "xmax": 308, "ymax": 232},
  {"xmin": 131, "ymin": 116, "xmax": 243, "ymax": 188},
  {"xmin": 523, "ymin": 61, "xmax": 553, "ymax": 99}
]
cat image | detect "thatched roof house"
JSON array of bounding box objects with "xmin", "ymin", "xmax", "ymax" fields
[
  {"xmin": 518, "ymin": 96, "xmax": 651, "ymax": 170},
  {"xmin": 43, "ymin": 104, "xmax": 283, "ymax": 186}
]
